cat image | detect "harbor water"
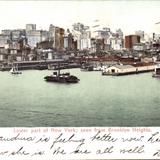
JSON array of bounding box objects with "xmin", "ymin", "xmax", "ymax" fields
[{"xmin": 0, "ymin": 69, "xmax": 160, "ymax": 127}]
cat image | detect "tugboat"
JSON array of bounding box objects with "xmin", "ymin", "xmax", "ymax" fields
[
  {"xmin": 152, "ymin": 64, "xmax": 160, "ymax": 77},
  {"xmin": 44, "ymin": 68, "xmax": 80, "ymax": 83}
]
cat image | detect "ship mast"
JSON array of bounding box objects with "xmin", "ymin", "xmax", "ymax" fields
[{"xmin": 57, "ymin": 62, "xmax": 60, "ymax": 76}]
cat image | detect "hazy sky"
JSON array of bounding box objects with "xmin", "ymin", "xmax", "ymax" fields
[{"xmin": 0, "ymin": 0, "xmax": 160, "ymax": 35}]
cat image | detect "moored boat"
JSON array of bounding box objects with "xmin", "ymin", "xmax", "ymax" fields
[
  {"xmin": 80, "ymin": 64, "xmax": 94, "ymax": 71},
  {"xmin": 10, "ymin": 65, "xmax": 22, "ymax": 74},
  {"xmin": 152, "ymin": 64, "xmax": 160, "ymax": 77}
]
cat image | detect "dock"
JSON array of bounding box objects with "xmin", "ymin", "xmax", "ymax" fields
[
  {"xmin": 102, "ymin": 63, "xmax": 155, "ymax": 76},
  {"xmin": 0, "ymin": 59, "xmax": 80, "ymax": 71}
]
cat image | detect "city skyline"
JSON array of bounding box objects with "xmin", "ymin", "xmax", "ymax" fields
[{"xmin": 0, "ymin": 1, "xmax": 160, "ymax": 35}]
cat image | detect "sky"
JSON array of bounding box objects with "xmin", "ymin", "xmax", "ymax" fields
[{"xmin": 0, "ymin": 0, "xmax": 160, "ymax": 35}]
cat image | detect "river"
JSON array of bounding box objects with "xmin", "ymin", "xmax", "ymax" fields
[{"xmin": 0, "ymin": 69, "xmax": 160, "ymax": 127}]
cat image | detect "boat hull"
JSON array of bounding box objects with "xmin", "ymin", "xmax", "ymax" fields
[
  {"xmin": 44, "ymin": 76, "xmax": 79, "ymax": 83},
  {"xmin": 152, "ymin": 73, "xmax": 160, "ymax": 78},
  {"xmin": 11, "ymin": 71, "xmax": 22, "ymax": 74}
]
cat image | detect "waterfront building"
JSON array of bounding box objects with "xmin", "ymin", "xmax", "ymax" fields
[{"xmin": 125, "ymin": 35, "xmax": 140, "ymax": 50}]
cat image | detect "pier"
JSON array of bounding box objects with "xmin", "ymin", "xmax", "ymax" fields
[
  {"xmin": 102, "ymin": 63, "xmax": 155, "ymax": 76},
  {"xmin": 0, "ymin": 59, "xmax": 80, "ymax": 71}
]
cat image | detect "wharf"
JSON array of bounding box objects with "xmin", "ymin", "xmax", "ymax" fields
[
  {"xmin": 102, "ymin": 63, "xmax": 155, "ymax": 76},
  {"xmin": 0, "ymin": 59, "xmax": 80, "ymax": 71}
]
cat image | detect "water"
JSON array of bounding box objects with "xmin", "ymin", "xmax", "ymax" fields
[{"xmin": 0, "ymin": 69, "xmax": 160, "ymax": 127}]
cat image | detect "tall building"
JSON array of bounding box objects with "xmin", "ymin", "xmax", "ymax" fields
[
  {"xmin": 49, "ymin": 24, "xmax": 64, "ymax": 51},
  {"xmin": 26, "ymin": 30, "xmax": 42, "ymax": 48},
  {"xmin": 41, "ymin": 30, "xmax": 49, "ymax": 42},
  {"xmin": 0, "ymin": 34, "xmax": 10, "ymax": 48},
  {"xmin": 26, "ymin": 24, "xmax": 49, "ymax": 49},
  {"xmin": 116, "ymin": 29, "xmax": 123, "ymax": 39},
  {"xmin": 1, "ymin": 30, "xmax": 12, "ymax": 37},
  {"xmin": 58, "ymin": 28, "xmax": 65, "ymax": 51},
  {"xmin": 26, "ymin": 24, "xmax": 36, "ymax": 32},
  {"xmin": 72, "ymin": 22, "xmax": 90, "ymax": 50},
  {"xmin": 94, "ymin": 27, "xmax": 111, "ymax": 39},
  {"xmin": 49, "ymin": 24, "xmax": 56, "ymax": 41},
  {"xmin": 110, "ymin": 38, "xmax": 123, "ymax": 50},
  {"xmin": 64, "ymin": 29, "xmax": 75, "ymax": 51},
  {"xmin": 72, "ymin": 22, "xmax": 89, "ymax": 33},
  {"xmin": 11, "ymin": 29, "xmax": 26, "ymax": 41},
  {"xmin": 135, "ymin": 30, "xmax": 144, "ymax": 42},
  {"xmin": 80, "ymin": 31, "xmax": 91, "ymax": 50},
  {"xmin": 125, "ymin": 35, "xmax": 140, "ymax": 50}
]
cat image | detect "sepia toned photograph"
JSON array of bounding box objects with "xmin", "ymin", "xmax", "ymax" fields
[{"xmin": 0, "ymin": 0, "xmax": 160, "ymax": 127}]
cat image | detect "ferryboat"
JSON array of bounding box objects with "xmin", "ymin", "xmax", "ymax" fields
[{"xmin": 44, "ymin": 69, "xmax": 80, "ymax": 83}]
